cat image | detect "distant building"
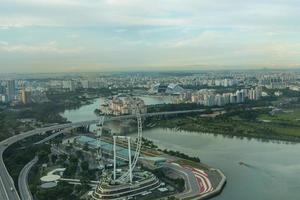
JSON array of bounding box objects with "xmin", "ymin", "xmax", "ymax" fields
[
  {"xmin": 246, "ymin": 86, "xmax": 262, "ymax": 100},
  {"xmin": 139, "ymin": 157, "xmax": 166, "ymax": 170},
  {"xmin": 150, "ymin": 83, "xmax": 167, "ymax": 93},
  {"xmin": 101, "ymin": 96, "xmax": 147, "ymax": 116},
  {"xmin": 222, "ymin": 93, "xmax": 231, "ymax": 104},
  {"xmin": 149, "ymin": 83, "xmax": 184, "ymax": 94},
  {"xmin": 0, "ymin": 85, "xmax": 5, "ymax": 94},
  {"xmin": 223, "ymin": 79, "xmax": 229, "ymax": 87},
  {"xmin": 0, "ymin": 94, "xmax": 7, "ymax": 103},
  {"xmin": 6, "ymin": 80, "xmax": 16, "ymax": 101},
  {"xmin": 179, "ymin": 90, "xmax": 192, "ymax": 102},
  {"xmin": 63, "ymin": 80, "xmax": 76, "ymax": 91},
  {"xmin": 248, "ymin": 88, "xmax": 255, "ymax": 100},
  {"xmin": 20, "ymin": 88, "xmax": 31, "ymax": 104},
  {"xmin": 203, "ymin": 94, "xmax": 215, "ymax": 106},
  {"xmin": 191, "ymin": 93, "xmax": 200, "ymax": 103},
  {"xmin": 241, "ymin": 89, "xmax": 248, "ymax": 100},
  {"xmin": 236, "ymin": 90, "xmax": 244, "ymax": 103},
  {"xmin": 81, "ymin": 80, "xmax": 91, "ymax": 89},
  {"xmin": 230, "ymin": 94, "xmax": 236, "ymax": 104},
  {"xmin": 215, "ymin": 94, "xmax": 224, "ymax": 106},
  {"xmin": 30, "ymin": 91, "xmax": 49, "ymax": 103},
  {"xmin": 166, "ymin": 83, "xmax": 184, "ymax": 94},
  {"xmin": 255, "ymin": 86, "xmax": 262, "ymax": 100}
]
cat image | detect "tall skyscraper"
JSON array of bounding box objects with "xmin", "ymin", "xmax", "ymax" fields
[
  {"xmin": 255, "ymin": 86, "xmax": 262, "ymax": 100},
  {"xmin": 6, "ymin": 80, "xmax": 16, "ymax": 102},
  {"xmin": 230, "ymin": 94, "xmax": 237, "ymax": 104},
  {"xmin": 236, "ymin": 90, "xmax": 244, "ymax": 103},
  {"xmin": 21, "ymin": 88, "xmax": 31, "ymax": 104}
]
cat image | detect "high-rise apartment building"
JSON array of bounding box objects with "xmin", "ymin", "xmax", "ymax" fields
[
  {"xmin": 6, "ymin": 80, "xmax": 16, "ymax": 101},
  {"xmin": 21, "ymin": 88, "xmax": 31, "ymax": 104},
  {"xmin": 236, "ymin": 90, "xmax": 244, "ymax": 103}
]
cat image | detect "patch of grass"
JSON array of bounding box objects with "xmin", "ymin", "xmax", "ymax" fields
[
  {"xmin": 270, "ymin": 125, "xmax": 300, "ymax": 137},
  {"xmin": 156, "ymin": 108, "xmax": 300, "ymax": 142}
]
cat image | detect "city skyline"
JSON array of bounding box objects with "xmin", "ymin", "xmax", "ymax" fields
[{"xmin": 1, "ymin": 0, "xmax": 300, "ymax": 73}]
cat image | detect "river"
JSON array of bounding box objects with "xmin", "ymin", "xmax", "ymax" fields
[
  {"xmin": 61, "ymin": 97, "xmax": 300, "ymax": 200},
  {"xmin": 61, "ymin": 96, "xmax": 172, "ymax": 123}
]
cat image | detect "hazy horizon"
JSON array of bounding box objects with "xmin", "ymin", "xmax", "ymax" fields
[{"xmin": 1, "ymin": 0, "xmax": 300, "ymax": 73}]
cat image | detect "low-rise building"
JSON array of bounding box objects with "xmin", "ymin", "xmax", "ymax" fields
[{"xmin": 101, "ymin": 96, "xmax": 147, "ymax": 116}]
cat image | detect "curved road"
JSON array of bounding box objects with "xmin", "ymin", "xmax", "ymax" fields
[
  {"xmin": 0, "ymin": 126, "xmax": 78, "ymax": 200},
  {"xmin": 18, "ymin": 156, "xmax": 38, "ymax": 200},
  {"xmin": 0, "ymin": 109, "xmax": 208, "ymax": 200}
]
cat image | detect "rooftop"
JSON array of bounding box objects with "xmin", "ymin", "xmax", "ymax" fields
[{"xmin": 75, "ymin": 135, "xmax": 135, "ymax": 159}]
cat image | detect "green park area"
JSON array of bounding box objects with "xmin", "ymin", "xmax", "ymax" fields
[
  {"xmin": 259, "ymin": 108, "xmax": 300, "ymax": 123},
  {"xmin": 258, "ymin": 108, "xmax": 300, "ymax": 136},
  {"xmin": 157, "ymin": 107, "xmax": 300, "ymax": 142}
]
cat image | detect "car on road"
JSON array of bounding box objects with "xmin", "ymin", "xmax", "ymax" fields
[{"xmin": 10, "ymin": 187, "xmax": 14, "ymax": 191}]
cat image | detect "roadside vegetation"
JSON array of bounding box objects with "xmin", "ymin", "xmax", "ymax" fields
[
  {"xmin": 0, "ymin": 88, "xmax": 115, "ymax": 142},
  {"xmin": 26, "ymin": 137, "xmax": 95, "ymax": 199},
  {"xmin": 162, "ymin": 149, "xmax": 200, "ymax": 163},
  {"xmin": 3, "ymin": 139, "xmax": 51, "ymax": 188}
]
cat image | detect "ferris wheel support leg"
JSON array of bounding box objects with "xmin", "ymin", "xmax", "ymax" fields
[
  {"xmin": 128, "ymin": 137, "xmax": 132, "ymax": 183},
  {"xmin": 115, "ymin": 108, "xmax": 143, "ymax": 183},
  {"xmin": 96, "ymin": 115, "xmax": 105, "ymax": 163},
  {"xmin": 113, "ymin": 136, "xmax": 117, "ymax": 181}
]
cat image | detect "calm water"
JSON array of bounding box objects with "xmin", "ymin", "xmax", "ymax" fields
[
  {"xmin": 140, "ymin": 129, "xmax": 300, "ymax": 200},
  {"xmin": 62, "ymin": 98, "xmax": 300, "ymax": 200},
  {"xmin": 61, "ymin": 96, "xmax": 172, "ymax": 122}
]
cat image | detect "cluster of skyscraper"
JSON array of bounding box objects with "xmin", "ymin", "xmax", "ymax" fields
[
  {"xmin": 178, "ymin": 86, "xmax": 263, "ymax": 107},
  {"xmin": 200, "ymin": 78, "xmax": 238, "ymax": 87},
  {"xmin": 0, "ymin": 80, "xmax": 16, "ymax": 103},
  {"xmin": 0, "ymin": 80, "xmax": 33, "ymax": 105}
]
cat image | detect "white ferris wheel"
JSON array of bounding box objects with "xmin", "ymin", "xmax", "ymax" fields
[{"xmin": 96, "ymin": 105, "xmax": 143, "ymax": 184}]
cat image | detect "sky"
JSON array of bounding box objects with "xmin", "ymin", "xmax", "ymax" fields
[{"xmin": 0, "ymin": 0, "xmax": 300, "ymax": 73}]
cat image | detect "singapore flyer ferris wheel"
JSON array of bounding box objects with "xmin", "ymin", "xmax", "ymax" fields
[{"xmin": 96, "ymin": 105, "xmax": 143, "ymax": 184}]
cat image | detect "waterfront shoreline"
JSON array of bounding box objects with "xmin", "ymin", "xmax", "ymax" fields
[
  {"xmin": 153, "ymin": 125, "xmax": 300, "ymax": 143},
  {"xmin": 145, "ymin": 112, "xmax": 300, "ymax": 143}
]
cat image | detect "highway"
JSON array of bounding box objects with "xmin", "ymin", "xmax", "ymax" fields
[
  {"xmin": 18, "ymin": 157, "xmax": 38, "ymax": 200},
  {"xmin": 34, "ymin": 128, "xmax": 73, "ymax": 145},
  {"xmin": 0, "ymin": 126, "xmax": 76, "ymax": 200},
  {"xmin": 0, "ymin": 145, "xmax": 21, "ymax": 200},
  {"xmin": 0, "ymin": 109, "xmax": 207, "ymax": 200}
]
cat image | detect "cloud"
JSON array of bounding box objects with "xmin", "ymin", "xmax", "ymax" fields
[
  {"xmin": 0, "ymin": 41, "xmax": 82, "ymax": 54},
  {"xmin": 170, "ymin": 31, "xmax": 222, "ymax": 48},
  {"xmin": 1, "ymin": 0, "xmax": 300, "ymax": 72},
  {"xmin": 68, "ymin": 34, "xmax": 80, "ymax": 39},
  {"xmin": 0, "ymin": 41, "xmax": 9, "ymax": 45},
  {"xmin": 0, "ymin": 0, "xmax": 297, "ymax": 29},
  {"xmin": 0, "ymin": 16, "xmax": 58, "ymax": 28},
  {"xmin": 3, "ymin": 0, "xmax": 87, "ymax": 6}
]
